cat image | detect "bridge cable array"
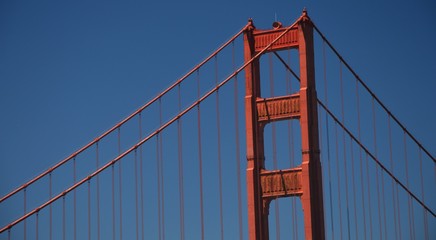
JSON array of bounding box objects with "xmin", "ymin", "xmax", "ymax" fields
[
  {"xmin": 1, "ymin": 14, "xmax": 434, "ymax": 240},
  {"xmin": 1, "ymin": 15, "xmax": 306, "ymax": 238},
  {"xmin": 272, "ymin": 23, "xmax": 435, "ymax": 239}
]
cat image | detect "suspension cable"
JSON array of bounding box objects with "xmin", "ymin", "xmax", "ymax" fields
[
  {"xmin": 318, "ymin": 100, "xmax": 435, "ymax": 217},
  {"xmin": 0, "ymin": 16, "xmax": 305, "ymax": 233},
  {"xmin": 273, "ymin": 48, "xmax": 436, "ymax": 217},
  {"xmin": 0, "ymin": 23, "xmax": 251, "ymax": 205},
  {"xmin": 312, "ymin": 22, "xmax": 435, "ymax": 163}
]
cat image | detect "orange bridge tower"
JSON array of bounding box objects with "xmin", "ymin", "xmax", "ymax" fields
[{"xmin": 244, "ymin": 10, "xmax": 325, "ymax": 240}]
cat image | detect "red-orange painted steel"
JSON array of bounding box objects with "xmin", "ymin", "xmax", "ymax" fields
[{"xmin": 244, "ymin": 10, "xmax": 325, "ymax": 240}]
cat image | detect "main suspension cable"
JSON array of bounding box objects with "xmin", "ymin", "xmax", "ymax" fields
[
  {"xmin": 0, "ymin": 23, "xmax": 251, "ymax": 205},
  {"xmin": 318, "ymin": 100, "xmax": 435, "ymax": 217},
  {"xmin": 0, "ymin": 17, "xmax": 305, "ymax": 233},
  {"xmin": 273, "ymin": 47, "xmax": 436, "ymax": 217},
  {"xmin": 312, "ymin": 22, "xmax": 435, "ymax": 163}
]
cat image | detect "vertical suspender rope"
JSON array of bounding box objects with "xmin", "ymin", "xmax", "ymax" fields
[
  {"xmin": 349, "ymin": 136, "xmax": 358, "ymax": 240},
  {"xmin": 156, "ymin": 97, "xmax": 163, "ymax": 240},
  {"xmin": 235, "ymin": 78, "xmax": 244, "ymax": 239},
  {"xmin": 134, "ymin": 148, "xmax": 139, "ymax": 240},
  {"xmin": 390, "ymin": 115, "xmax": 402, "ymax": 240},
  {"xmin": 215, "ymin": 55, "xmax": 224, "ymax": 240},
  {"xmin": 403, "ymin": 132, "xmax": 415, "ymax": 240},
  {"xmin": 156, "ymin": 134, "xmax": 162, "ymax": 240},
  {"xmin": 334, "ymin": 122, "xmax": 343, "ymax": 240},
  {"xmin": 350, "ymin": 75, "xmax": 365, "ymax": 240},
  {"xmin": 139, "ymin": 112, "xmax": 145, "ymax": 240},
  {"xmin": 380, "ymin": 120, "xmax": 387, "ymax": 239},
  {"xmin": 111, "ymin": 156, "xmax": 116, "ymax": 240},
  {"xmin": 286, "ymin": 49, "xmax": 297, "ymax": 239},
  {"xmin": 339, "ymin": 60, "xmax": 351, "ymax": 240},
  {"xmin": 177, "ymin": 83, "xmax": 185, "ymax": 240},
  {"xmin": 73, "ymin": 157, "xmax": 77, "ymax": 240},
  {"xmin": 232, "ymin": 40, "xmax": 243, "ymax": 240},
  {"xmin": 62, "ymin": 195, "xmax": 66, "ymax": 240},
  {"xmin": 291, "ymin": 59, "xmax": 298, "ymax": 240},
  {"xmin": 118, "ymin": 127, "xmax": 123, "ymax": 240},
  {"xmin": 269, "ymin": 52, "xmax": 280, "ymax": 240},
  {"xmin": 35, "ymin": 212, "xmax": 39, "ymax": 240},
  {"xmin": 318, "ymin": 91, "xmax": 325, "ymax": 237},
  {"xmin": 355, "ymin": 79, "xmax": 367, "ymax": 240},
  {"xmin": 347, "ymin": 62, "xmax": 358, "ymax": 239},
  {"xmin": 96, "ymin": 142, "xmax": 101, "ymax": 240},
  {"xmin": 49, "ymin": 171, "xmax": 52, "ymax": 240},
  {"xmin": 372, "ymin": 97, "xmax": 382, "ymax": 240},
  {"xmin": 159, "ymin": 99, "xmax": 165, "ymax": 240},
  {"xmin": 381, "ymin": 173, "xmax": 387, "ymax": 238},
  {"xmin": 23, "ymin": 188, "xmax": 26, "ymax": 240},
  {"xmin": 365, "ymin": 152, "xmax": 373, "ymax": 240},
  {"xmin": 323, "ymin": 40, "xmax": 334, "ymax": 240},
  {"xmin": 419, "ymin": 149, "xmax": 429, "ymax": 240},
  {"xmin": 197, "ymin": 70, "xmax": 205, "ymax": 240},
  {"xmin": 88, "ymin": 179, "xmax": 91, "ymax": 240},
  {"xmin": 335, "ymin": 61, "xmax": 344, "ymax": 238},
  {"xmin": 388, "ymin": 115, "xmax": 398, "ymax": 239},
  {"xmin": 396, "ymin": 176, "xmax": 402, "ymax": 240}
]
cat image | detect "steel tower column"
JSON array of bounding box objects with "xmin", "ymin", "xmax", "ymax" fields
[{"xmin": 244, "ymin": 10, "xmax": 325, "ymax": 240}]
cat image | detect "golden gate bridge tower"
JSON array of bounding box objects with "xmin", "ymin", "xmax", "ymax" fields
[
  {"xmin": 244, "ymin": 10, "xmax": 325, "ymax": 240},
  {"xmin": 1, "ymin": 8, "xmax": 434, "ymax": 240}
]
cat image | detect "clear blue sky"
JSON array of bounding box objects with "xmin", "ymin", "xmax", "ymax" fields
[{"xmin": 1, "ymin": 0, "xmax": 435, "ymax": 239}]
